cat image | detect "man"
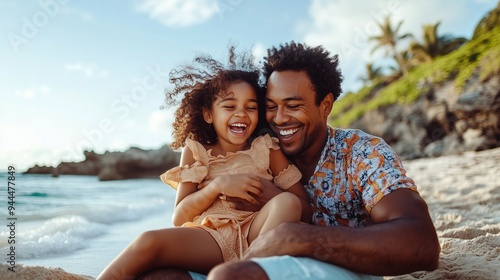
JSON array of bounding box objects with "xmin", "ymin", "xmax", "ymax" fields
[
  {"xmin": 206, "ymin": 41, "xmax": 439, "ymax": 279},
  {"xmin": 141, "ymin": 42, "xmax": 440, "ymax": 280}
]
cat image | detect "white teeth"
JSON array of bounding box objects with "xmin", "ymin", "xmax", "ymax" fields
[
  {"xmin": 231, "ymin": 123, "xmax": 247, "ymax": 127},
  {"xmin": 279, "ymin": 128, "xmax": 299, "ymax": 136}
]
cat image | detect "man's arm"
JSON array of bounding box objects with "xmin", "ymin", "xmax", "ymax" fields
[{"xmin": 243, "ymin": 189, "xmax": 440, "ymax": 276}]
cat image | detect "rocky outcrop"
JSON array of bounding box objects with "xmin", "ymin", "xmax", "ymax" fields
[
  {"xmin": 351, "ymin": 73, "xmax": 500, "ymax": 160},
  {"xmin": 23, "ymin": 165, "xmax": 58, "ymax": 176},
  {"xmin": 25, "ymin": 145, "xmax": 181, "ymax": 181}
]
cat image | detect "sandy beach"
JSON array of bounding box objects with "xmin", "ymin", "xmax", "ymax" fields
[
  {"xmin": 2, "ymin": 147, "xmax": 499, "ymax": 279},
  {"xmin": 388, "ymin": 147, "xmax": 500, "ymax": 280}
]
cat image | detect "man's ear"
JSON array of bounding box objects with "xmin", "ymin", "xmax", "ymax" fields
[
  {"xmin": 320, "ymin": 93, "xmax": 334, "ymax": 117},
  {"xmin": 203, "ymin": 109, "xmax": 212, "ymax": 124}
]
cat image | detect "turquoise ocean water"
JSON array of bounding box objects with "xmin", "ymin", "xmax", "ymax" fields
[{"xmin": 0, "ymin": 172, "xmax": 175, "ymax": 278}]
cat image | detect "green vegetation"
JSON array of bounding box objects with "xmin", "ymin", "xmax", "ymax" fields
[
  {"xmin": 472, "ymin": 1, "xmax": 500, "ymax": 39},
  {"xmin": 479, "ymin": 48, "xmax": 500, "ymax": 82},
  {"xmin": 330, "ymin": 25, "xmax": 500, "ymax": 128}
]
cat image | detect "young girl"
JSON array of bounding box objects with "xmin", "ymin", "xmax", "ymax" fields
[{"xmin": 97, "ymin": 47, "xmax": 311, "ymax": 279}]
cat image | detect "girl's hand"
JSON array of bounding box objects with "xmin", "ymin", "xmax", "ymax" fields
[
  {"xmin": 226, "ymin": 178, "xmax": 283, "ymax": 211},
  {"xmin": 201, "ymin": 174, "xmax": 263, "ymax": 205}
]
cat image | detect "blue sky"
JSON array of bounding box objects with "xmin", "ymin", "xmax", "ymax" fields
[{"xmin": 1, "ymin": 0, "xmax": 497, "ymax": 171}]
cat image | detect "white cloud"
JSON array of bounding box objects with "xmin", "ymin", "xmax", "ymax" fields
[
  {"xmin": 301, "ymin": 0, "xmax": 413, "ymax": 91},
  {"xmin": 15, "ymin": 85, "xmax": 51, "ymax": 99},
  {"xmin": 148, "ymin": 110, "xmax": 174, "ymax": 144},
  {"xmin": 81, "ymin": 12, "xmax": 94, "ymax": 22},
  {"xmin": 109, "ymin": 139, "xmax": 129, "ymax": 152},
  {"xmin": 64, "ymin": 63, "xmax": 108, "ymax": 78},
  {"xmin": 1, "ymin": 148, "xmax": 59, "ymax": 172},
  {"xmin": 99, "ymin": 70, "xmax": 109, "ymax": 78},
  {"xmin": 148, "ymin": 110, "xmax": 174, "ymax": 132},
  {"xmin": 252, "ymin": 42, "xmax": 267, "ymax": 67},
  {"xmin": 135, "ymin": 0, "xmax": 220, "ymax": 27},
  {"xmin": 299, "ymin": 0, "xmax": 481, "ymax": 92},
  {"xmin": 0, "ymin": 123, "xmax": 61, "ymax": 171},
  {"xmin": 61, "ymin": 7, "xmax": 95, "ymax": 22},
  {"xmin": 65, "ymin": 63, "xmax": 94, "ymax": 77}
]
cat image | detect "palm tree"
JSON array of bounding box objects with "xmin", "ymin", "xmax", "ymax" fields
[
  {"xmin": 369, "ymin": 16, "xmax": 413, "ymax": 76},
  {"xmin": 358, "ymin": 63, "xmax": 383, "ymax": 85},
  {"xmin": 409, "ymin": 22, "xmax": 467, "ymax": 63},
  {"xmin": 395, "ymin": 50, "xmax": 415, "ymax": 73}
]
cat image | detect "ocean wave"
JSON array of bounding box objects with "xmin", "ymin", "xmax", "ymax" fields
[
  {"xmin": 0, "ymin": 215, "xmax": 106, "ymax": 259},
  {"xmin": 0, "ymin": 176, "xmax": 174, "ymax": 259},
  {"xmin": 84, "ymin": 197, "xmax": 169, "ymax": 224},
  {"xmin": 22, "ymin": 192, "xmax": 50, "ymax": 197},
  {"xmin": 0, "ymin": 198, "xmax": 170, "ymax": 259},
  {"xmin": 11, "ymin": 196, "xmax": 169, "ymax": 223}
]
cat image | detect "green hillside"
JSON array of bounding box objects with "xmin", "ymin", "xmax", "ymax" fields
[{"xmin": 330, "ymin": 14, "xmax": 500, "ymax": 128}]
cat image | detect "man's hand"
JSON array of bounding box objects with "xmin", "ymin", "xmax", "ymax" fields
[
  {"xmin": 243, "ymin": 222, "xmax": 305, "ymax": 259},
  {"xmin": 226, "ymin": 177, "xmax": 283, "ymax": 212}
]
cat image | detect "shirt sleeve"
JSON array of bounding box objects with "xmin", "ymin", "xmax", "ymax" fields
[{"xmin": 351, "ymin": 136, "xmax": 418, "ymax": 213}]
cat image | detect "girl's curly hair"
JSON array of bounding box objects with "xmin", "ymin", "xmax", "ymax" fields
[
  {"xmin": 165, "ymin": 46, "xmax": 265, "ymax": 149},
  {"xmin": 263, "ymin": 41, "xmax": 343, "ymax": 104}
]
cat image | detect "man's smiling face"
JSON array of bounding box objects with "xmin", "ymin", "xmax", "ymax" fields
[{"xmin": 265, "ymin": 70, "xmax": 329, "ymax": 158}]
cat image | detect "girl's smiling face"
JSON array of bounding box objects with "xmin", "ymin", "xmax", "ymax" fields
[{"xmin": 204, "ymin": 81, "xmax": 259, "ymax": 151}]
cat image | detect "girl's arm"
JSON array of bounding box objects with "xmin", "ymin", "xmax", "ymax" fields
[
  {"xmin": 171, "ymin": 146, "xmax": 220, "ymax": 226},
  {"xmin": 172, "ymin": 147, "xmax": 264, "ymax": 226},
  {"xmin": 269, "ymin": 149, "xmax": 312, "ymax": 223}
]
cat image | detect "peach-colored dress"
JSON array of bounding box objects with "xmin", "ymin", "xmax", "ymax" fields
[{"xmin": 160, "ymin": 134, "xmax": 301, "ymax": 261}]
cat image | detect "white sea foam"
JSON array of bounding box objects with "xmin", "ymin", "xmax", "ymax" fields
[
  {"xmin": 0, "ymin": 174, "xmax": 175, "ymax": 260},
  {"xmin": 0, "ymin": 199, "xmax": 169, "ymax": 259},
  {"xmin": 0, "ymin": 215, "xmax": 105, "ymax": 259}
]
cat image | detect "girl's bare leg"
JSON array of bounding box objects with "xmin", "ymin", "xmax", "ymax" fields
[
  {"xmin": 97, "ymin": 227, "xmax": 223, "ymax": 280},
  {"xmin": 248, "ymin": 192, "xmax": 302, "ymax": 244}
]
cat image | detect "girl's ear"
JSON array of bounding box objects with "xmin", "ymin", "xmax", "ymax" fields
[{"xmin": 203, "ymin": 109, "xmax": 212, "ymax": 124}]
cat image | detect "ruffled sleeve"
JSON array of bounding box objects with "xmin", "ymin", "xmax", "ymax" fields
[
  {"xmin": 252, "ymin": 134, "xmax": 301, "ymax": 190},
  {"xmin": 249, "ymin": 134, "xmax": 279, "ymax": 175},
  {"xmin": 260, "ymin": 134, "xmax": 280, "ymax": 150},
  {"xmin": 160, "ymin": 163, "xmax": 208, "ymax": 189},
  {"xmin": 159, "ymin": 139, "xmax": 209, "ymax": 189}
]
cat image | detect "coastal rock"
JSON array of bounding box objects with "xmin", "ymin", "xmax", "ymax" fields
[
  {"xmin": 25, "ymin": 145, "xmax": 181, "ymax": 181},
  {"xmin": 24, "ymin": 165, "xmax": 58, "ymax": 176},
  {"xmin": 351, "ymin": 73, "xmax": 500, "ymax": 160}
]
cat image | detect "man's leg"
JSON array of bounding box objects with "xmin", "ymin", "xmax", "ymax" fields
[
  {"xmin": 208, "ymin": 260, "xmax": 268, "ymax": 280},
  {"xmin": 208, "ymin": 256, "xmax": 382, "ymax": 280},
  {"xmin": 135, "ymin": 268, "xmax": 194, "ymax": 280}
]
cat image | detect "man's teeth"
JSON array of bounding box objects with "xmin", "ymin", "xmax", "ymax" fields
[{"xmin": 279, "ymin": 128, "xmax": 299, "ymax": 136}]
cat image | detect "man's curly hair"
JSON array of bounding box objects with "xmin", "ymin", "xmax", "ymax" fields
[
  {"xmin": 263, "ymin": 41, "xmax": 343, "ymax": 104},
  {"xmin": 165, "ymin": 46, "xmax": 265, "ymax": 149}
]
